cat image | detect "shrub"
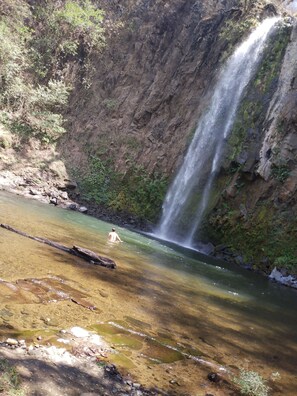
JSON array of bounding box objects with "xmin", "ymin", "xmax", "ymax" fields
[
  {"xmin": 76, "ymin": 157, "xmax": 168, "ymax": 221},
  {"xmin": 271, "ymin": 164, "xmax": 290, "ymax": 183},
  {"xmin": 0, "ymin": 358, "xmax": 25, "ymax": 396},
  {"xmin": 233, "ymin": 369, "xmax": 270, "ymax": 396},
  {"xmin": 0, "ymin": 9, "xmax": 71, "ymax": 143},
  {"xmin": 54, "ymin": 0, "xmax": 105, "ymax": 51},
  {"xmin": 275, "ymin": 254, "xmax": 297, "ymax": 273},
  {"xmin": 31, "ymin": 0, "xmax": 105, "ymax": 79}
]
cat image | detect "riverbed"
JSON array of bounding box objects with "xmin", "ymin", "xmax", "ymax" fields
[{"xmin": 0, "ymin": 190, "xmax": 296, "ymax": 395}]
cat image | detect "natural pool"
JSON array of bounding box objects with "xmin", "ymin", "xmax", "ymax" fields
[{"xmin": 0, "ymin": 190, "xmax": 296, "ymax": 395}]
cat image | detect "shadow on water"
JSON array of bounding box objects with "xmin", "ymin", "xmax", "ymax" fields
[{"xmin": 1, "ymin": 191, "xmax": 297, "ymax": 394}]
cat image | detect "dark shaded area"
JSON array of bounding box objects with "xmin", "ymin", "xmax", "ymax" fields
[{"xmin": 0, "ymin": 347, "xmax": 169, "ymax": 396}]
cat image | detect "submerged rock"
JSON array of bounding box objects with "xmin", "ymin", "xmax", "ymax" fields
[{"xmin": 269, "ymin": 267, "xmax": 297, "ymax": 288}]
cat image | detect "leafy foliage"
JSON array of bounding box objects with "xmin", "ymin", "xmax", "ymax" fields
[
  {"xmin": 31, "ymin": 0, "xmax": 105, "ymax": 80},
  {"xmin": 275, "ymin": 253, "xmax": 297, "ymax": 272},
  {"xmin": 0, "ymin": 0, "xmax": 107, "ymax": 143},
  {"xmin": 54, "ymin": 0, "xmax": 105, "ymax": 50},
  {"xmin": 0, "ymin": 358, "xmax": 25, "ymax": 396},
  {"xmin": 233, "ymin": 369, "xmax": 270, "ymax": 396},
  {"xmin": 271, "ymin": 163, "xmax": 290, "ymax": 183},
  {"xmin": 76, "ymin": 156, "xmax": 168, "ymax": 221}
]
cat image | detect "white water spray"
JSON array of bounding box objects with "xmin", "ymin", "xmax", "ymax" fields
[{"xmin": 156, "ymin": 17, "xmax": 280, "ymax": 246}]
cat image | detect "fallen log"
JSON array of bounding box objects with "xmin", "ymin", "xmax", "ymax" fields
[{"xmin": 0, "ymin": 223, "xmax": 116, "ymax": 269}]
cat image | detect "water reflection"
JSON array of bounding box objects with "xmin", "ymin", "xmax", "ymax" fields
[{"xmin": 0, "ymin": 191, "xmax": 297, "ymax": 394}]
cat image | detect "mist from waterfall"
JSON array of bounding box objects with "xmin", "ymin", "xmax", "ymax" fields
[{"xmin": 155, "ymin": 17, "xmax": 280, "ymax": 247}]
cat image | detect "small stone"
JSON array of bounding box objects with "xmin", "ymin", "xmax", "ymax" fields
[
  {"xmin": 60, "ymin": 191, "xmax": 68, "ymax": 200},
  {"xmin": 207, "ymin": 372, "xmax": 220, "ymax": 383},
  {"xmin": 37, "ymin": 336, "xmax": 42, "ymax": 341},
  {"xmin": 169, "ymin": 379, "xmax": 180, "ymax": 386},
  {"xmin": 6, "ymin": 338, "xmax": 18, "ymax": 346},
  {"xmin": 67, "ymin": 203, "xmax": 78, "ymax": 210},
  {"xmin": 29, "ymin": 188, "xmax": 39, "ymax": 195}
]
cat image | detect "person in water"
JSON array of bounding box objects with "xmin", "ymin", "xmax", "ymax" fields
[{"xmin": 108, "ymin": 228, "xmax": 123, "ymax": 242}]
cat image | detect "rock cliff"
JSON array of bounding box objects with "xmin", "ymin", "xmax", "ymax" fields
[{"xmin": 60, "ymin": 0, "xmax": 297, "ymax": 273}]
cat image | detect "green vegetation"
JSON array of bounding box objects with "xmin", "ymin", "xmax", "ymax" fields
[
  {"xmin": 0, "ymin": 0, "xmax": 107, "ymax": 144},
  {"xmin": 227, "ymin": 21, "xmax": 291, "ymax": 164},
  {"xmin": 271, "ymin": 163, "xmax": 290, "ymax": 183},
  {"xmin": 102, "ymin": 98, "xmax": 118, "ymax": 111},
  {"xmin": 207, "ymin": 199, "xmax": 297, "ymax": 274},
  {"xmin": 254, "ymin": 23, "xmax": 291, "ymax": 93},
  {"xmin": 76, "ymin": 156, "xmax": 168, "ymax": 221},
  {"xmin": 0, "ymin": 358, "xmax": 25, "ymax": 396},
  {"xmin": 219, "ymin": 0, "xmax": 263, "ymax": 59},
  {"xmin": 219, "ymin": 0, "xmax": 265, "ymax": 51},
  {"xmin": 233, "ymin": 369, "xmax": 270, "ymax": 396},
  {"xmin": 220, "ymin": 17, "xmax": 257, "ymax": 47},
  {"xmin": 31, "ymin": 1, "xmax": 105, "ymax": 79},
  {"xmin": 275, "ymin": 252, "xmax": 297, "ymax": 272}
]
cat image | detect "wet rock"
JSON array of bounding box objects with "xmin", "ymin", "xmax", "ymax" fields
[
  {"xmin": 78, "ymin": 206, "xmax": 88, "ymax": 213},
  {"xmin": 64, "ymin": 180, "xmax": 78, "ymax": 190},
  {"xmin": 195, "ymin": 241, "xmax": 215, "ymax": 255},
  {"xmin": 60, "ymin": 191, "xmax": 68, "ymax": 200},
  {"xmin": 49, "ymin": 197, "xmax": 58, "ymax": 206},
  {"xmin": 207, "ymin": 372, "xmax": 220, "ymax": 383},
  {"xmin": 29, "ymin": 188, "xmax": 39, "ymax": 195},
  {"xmin": 67, "ymin": 203, "xmax": 78, "ymax": 210},
  {"xmin": 234, "ymin": 255, "xmax": 244, "ymax": 265},
  {"xmin": 269, "ymin": 267, "xmax": 297, "ymax": 288},
  {"xmin": 105, "ymin": 364, "xmax": 123, "ymax": 381},
  {"xmin": 262, "ymin": 3, "xmax": 277, "ymax": 17}
]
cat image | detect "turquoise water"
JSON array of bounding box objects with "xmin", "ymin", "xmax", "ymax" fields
[{"xmin": 0, "ymin": 190, "xmax": 296, "ymax": 394}]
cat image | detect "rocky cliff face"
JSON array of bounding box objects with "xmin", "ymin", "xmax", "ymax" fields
[
  {"xmin": 204, "ymin": 15, "xmax": 297, "ymax": 274},
  {"xmin": 60, "ymin": 0, "xmax": 297, "ymax": 273},
  {"xmin": 63, "ymin": 0, "xmax": 240, "ymax": 175},
  {"xmin": 61, "ymin": 0, "xmax": 279, "ymax": 220}
]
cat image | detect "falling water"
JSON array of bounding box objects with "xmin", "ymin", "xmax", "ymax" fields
[{"xmin": 156, "ymin": 17, "xmax": 280, "ymax": 246}]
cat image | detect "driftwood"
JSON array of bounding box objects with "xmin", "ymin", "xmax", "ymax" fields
[{"xmin": 0, "ymin": 223, "xmax": 116, "ymax": 269}]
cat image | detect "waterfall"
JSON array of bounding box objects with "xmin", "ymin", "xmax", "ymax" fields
[{"xmin": 156, "ymin": 17, "xmax": 280, "ymax": 247}]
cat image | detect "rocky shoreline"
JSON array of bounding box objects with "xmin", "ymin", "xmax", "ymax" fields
[{"xmin": 0, "ymin": 327, "xmax": 164, "ymax": 396}]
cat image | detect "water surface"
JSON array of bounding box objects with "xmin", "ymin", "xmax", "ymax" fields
[{"xmin": 0, "ymin": 191, "xmax": 296, "ymax": 395}]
